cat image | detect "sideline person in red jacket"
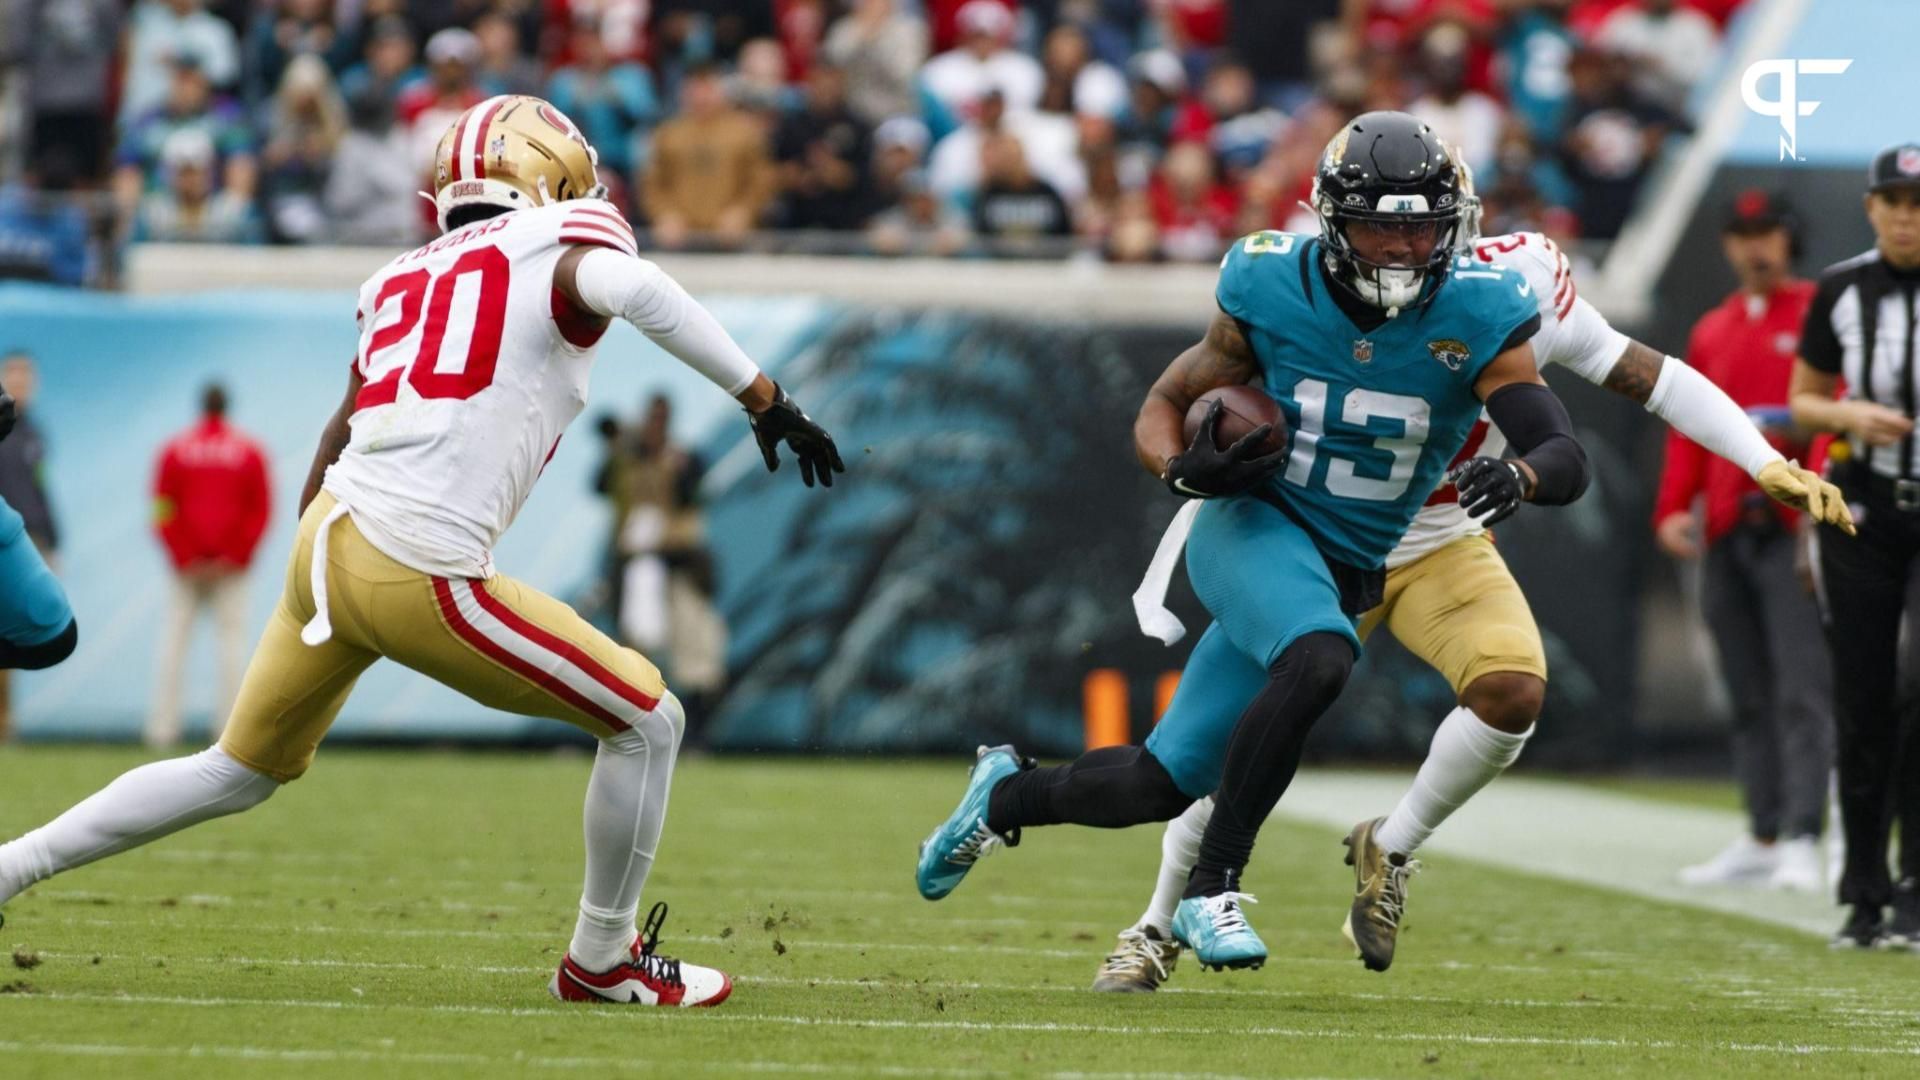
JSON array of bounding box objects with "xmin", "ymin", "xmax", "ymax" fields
[
  {"xmin": 1653, "ymin": 191, "xmax": 1833, "ymax": 894},
  {"xmin": 149, "ymin": 384, "xmax": 270, "ymax": 748}
]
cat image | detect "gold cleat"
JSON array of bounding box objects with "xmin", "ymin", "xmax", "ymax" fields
[
  {"xmin": 1342, "ymin": 817, "xmax": 1421, "ymax": 972},
  {"xmin": 1091, "ymin": 925, "xmax": 1182, "ymax": 992}
]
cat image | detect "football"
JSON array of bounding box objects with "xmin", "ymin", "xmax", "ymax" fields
[{"xmin": 1183, "ymin": 385, "xmax": 1287, "ymax": 455}]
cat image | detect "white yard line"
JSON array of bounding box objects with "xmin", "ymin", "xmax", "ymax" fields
[
  {"xmin": 3, "ymin": 991, "xmax": 1916, "ymax": 1058},
  {"xmin": 1277, "ymin": 772, "xmax": 1843, "ymax": 936}
]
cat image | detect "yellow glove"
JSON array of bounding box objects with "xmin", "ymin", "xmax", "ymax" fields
[{"xmin": 1756, "ymin": 459, "xmax": 1856, "ymax": 535}]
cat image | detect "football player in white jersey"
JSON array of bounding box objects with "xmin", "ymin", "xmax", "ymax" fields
[
  {"xmin": 1104, "ymin": 225, "xmax": 1854, "ymax": 988},
  {"xmin": 0, "ymin": 96, "xmax": 843, "ymax": 1007}
]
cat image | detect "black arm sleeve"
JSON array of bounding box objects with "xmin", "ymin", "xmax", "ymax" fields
[
  {"xmin": 1800, "ymin": 273, "xmax": 1846, "ymax": 374},
  {"xmin": 1484, "ymin": 381, "xmax": 1589, "ymax": 506},
  {"xmin": 0, "ymin": 616, "xmax": 76, "ymax": 671}
]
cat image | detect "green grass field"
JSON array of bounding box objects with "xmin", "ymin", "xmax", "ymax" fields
[{"xmin": 3, "ymin": 746, "xmax": 1918, "ymax": 1079}]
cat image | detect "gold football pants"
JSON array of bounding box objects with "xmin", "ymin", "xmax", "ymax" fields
[
  {"xmin": 1358, "ymin": 532, "xmax": 1548, "ymax": 692},
  {"xmin": 220, "ymin": 493, "xmax": 666, "ymax": 781}
]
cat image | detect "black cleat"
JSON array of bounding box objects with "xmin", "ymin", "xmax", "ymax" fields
[
  {"xmin": 1885, "ymin": 880, "xmax": 1920, "ymax": 951},
  {"xmin": 1831, "ymin": 904, "xmax": 1886, "ymax": 949}
]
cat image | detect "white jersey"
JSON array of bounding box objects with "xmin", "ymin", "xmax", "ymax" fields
[
  {"xmin": 323, "ymin": 198, "xmax": 640, "ymax": 579},
  {"xmin": 1388, "ymin": 232, "xmax": 1630, "ymax": 568}
]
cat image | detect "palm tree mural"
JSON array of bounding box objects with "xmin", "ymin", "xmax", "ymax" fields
[{"xmin": 696, "ymin": 310, "xmax": 1650, "ymax": 765}]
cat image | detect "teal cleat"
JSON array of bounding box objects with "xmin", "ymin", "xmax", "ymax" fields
[
  {"xmin": 1171, "ymin": 892, "xmax": 1266, "ymax": 971},
  {"xmin": 916, "ymin": 744, "xmax": 1032, "ymax": 900}
]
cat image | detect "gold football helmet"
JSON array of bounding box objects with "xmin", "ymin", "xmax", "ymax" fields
[{"xmin": 430, "ymin": 95, "xmax": 604, "ymax": 232}]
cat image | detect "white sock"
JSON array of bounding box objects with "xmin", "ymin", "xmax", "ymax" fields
[
  {"xmin": 0, "ymin": 746, "xmax": 278, "ymax": 905},
  {"xmin": 1140, "ymin": 797, "xmax": 1211, "ymax": 936},
  {"xmin": 568, "ymin": 692, "xmax": 684, "ymax": 972},
  {"xmin": 1375, "ymin": 707, "xmax": 1531, "ymax": 856}
]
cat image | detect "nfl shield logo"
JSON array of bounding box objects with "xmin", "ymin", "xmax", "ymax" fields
[
  {"xmin": 1353, "ymin": 339, "xmax": 1374, "ymax": 364},
  {"xmin": 1901, "ymin": 147, "xmax": 1920, "ymax": 177}
]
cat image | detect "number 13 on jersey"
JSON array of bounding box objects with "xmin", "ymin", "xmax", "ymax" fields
[{"xmin": 1279, "ymin": 377, "xmax": 1432, "ymax": 502}]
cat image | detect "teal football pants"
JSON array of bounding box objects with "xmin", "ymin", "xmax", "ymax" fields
[{"xmin": 1146, "ymin": 496, "xmax": 1360, "ymax": 798}]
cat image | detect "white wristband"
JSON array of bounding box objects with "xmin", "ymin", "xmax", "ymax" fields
[
  {"xmin": 1644, "ymin": 355, "xmax": 1785, "ymax": 479},
  {"xmin": 570, "ymin": 248, "xmax": 762, "ymax": 396}
]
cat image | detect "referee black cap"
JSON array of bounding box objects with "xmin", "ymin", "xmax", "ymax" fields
[{"xmin": 1868, "ymin": 142, "xmax": 1920, "ymax": 193}]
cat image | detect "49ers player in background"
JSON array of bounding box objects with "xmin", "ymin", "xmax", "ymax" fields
[{"xmin": 0, "ymin": 96, "xmax": 843, "ymax": 1008}]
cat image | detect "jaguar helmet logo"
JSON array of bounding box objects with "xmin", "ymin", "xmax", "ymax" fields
[{"xmin": 1428, "ymin": 338, "xmax": 1471, "ymax": 371}]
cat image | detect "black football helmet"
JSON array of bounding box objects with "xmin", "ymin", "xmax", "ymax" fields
[{"xmin": 1310, "ymin": 111, "xmax": 1469, "ymax": 314}]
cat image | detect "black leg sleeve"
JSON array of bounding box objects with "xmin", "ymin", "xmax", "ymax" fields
[
  {"xmin": 1187, "ymin": 631, "xmax": 1355, "ymax": 898},
  {"xmin": 0, "ymin": 617, "xmax": 76, "ymax": 671},
  {"xmin": 985, "ymin": 745, "xmax": 1192, "ymax": 834}
]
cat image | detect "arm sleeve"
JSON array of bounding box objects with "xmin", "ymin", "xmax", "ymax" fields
[
  {"xmin": 1643, "ymin": 354, "xmax": 1784, "ymax": 478},
  {"xmin": 569, "ymin": 248, "xmax": 763, "ymax": 396},
  {"xmin": 1483, "ymin": 381, "xmax": 1589, "ymax": 505},
  {"xmin": 1800, "ymin": 274, "xmax": 1845, "ymax": 374},
  {"xmin": 1552, "ymin": 296, "xmax": 1634, "ymax": 384}
]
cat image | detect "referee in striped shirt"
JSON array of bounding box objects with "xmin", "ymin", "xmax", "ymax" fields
[{"xmin": 1790, "ymin": 142, "xmax": 1920, "ymax": 949}]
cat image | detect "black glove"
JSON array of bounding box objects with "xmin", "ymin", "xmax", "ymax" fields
[
  {"xmin": 1450, "ymin": 457, "xmax": 1527, "ymax": 525},
  {"xmin": 1163, "ymin": 399, "xmax": 1288, "ymax": 499},
  {"xmin": 0, "ymin": 391, "xmax": 13, "ymax": 444},
  {"xmin": 748, "ymin": 383, "xmax": 845, "ymax": 489}
]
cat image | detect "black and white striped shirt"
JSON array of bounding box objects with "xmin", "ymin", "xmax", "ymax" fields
[{"xmin": 1803, "ymin": 249, "xmax": 1920, "ymax": 478}]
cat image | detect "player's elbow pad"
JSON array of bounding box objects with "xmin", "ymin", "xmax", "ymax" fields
[
  {"xmin": 1485, "ymin": 381, "xmax": 1590, "ymax": 506},
  {"xmin": 570, "ymin": 248, "xmax": 761, "ymax": 396},
  {"xmin": 0, "ymin": 616, "xmax": 76, "ymax": 671}
]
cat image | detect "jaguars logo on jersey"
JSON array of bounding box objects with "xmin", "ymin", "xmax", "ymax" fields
[{"xmin": 1427, "ymin": 339, "xmax": 1471, "ymax": 372}]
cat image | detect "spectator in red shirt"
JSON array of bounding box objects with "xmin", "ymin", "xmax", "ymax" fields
[
  {"xmin": 148, "ymin": 383, "xmax": 271, "ymax": 749},
  {"xmin": 1653, "ymin": 191, "xmax": 1832, "ymax": 893},
  {"xmin": 1148, "ymin": 141, "xmax": 1236, "ymax": 261}
]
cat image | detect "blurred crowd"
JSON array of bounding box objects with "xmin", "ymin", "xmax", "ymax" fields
[{"xmin": 0, "ymin": 0, "xmax": 1753, "ymax": 280}]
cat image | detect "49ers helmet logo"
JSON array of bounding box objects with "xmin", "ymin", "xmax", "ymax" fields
[{"xmin": 538, "ymin": 103, "xmax": 586, "ymax": 145}]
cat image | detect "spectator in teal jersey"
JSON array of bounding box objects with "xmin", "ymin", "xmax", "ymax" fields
[
  {"xmin": 114, "ymin": 57, "xmax": 258, "ymax": 223},
  {"xmin": 1497, "ymin": 0, "xmax": 1579, "ymax": 145},
  {"xmin": 134, "ymin": 128, "xmax": 263, "ymax": 243},
  {"xmin": 546, "ymin": 24, "xmax": 659, "ymax": 180}
]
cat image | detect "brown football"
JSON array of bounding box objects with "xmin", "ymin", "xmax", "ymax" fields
[{"xmin": 1183, "ymin": 385, "xmax": 1286, "ymax": 455}]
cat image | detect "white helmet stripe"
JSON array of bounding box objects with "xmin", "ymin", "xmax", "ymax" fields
[{"xmin": 459, "ymin": 95, "xmax": 514, "ymax": 181}]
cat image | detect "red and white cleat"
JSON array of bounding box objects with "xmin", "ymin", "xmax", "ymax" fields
[{"xmin": 549, "ymin": 902, "xmax": 733, "ymax": 1007}]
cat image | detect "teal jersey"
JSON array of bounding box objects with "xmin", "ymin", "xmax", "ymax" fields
[{"xmin": 1216, "ymin": 230, "xmax": 1541, "ymax": 570}]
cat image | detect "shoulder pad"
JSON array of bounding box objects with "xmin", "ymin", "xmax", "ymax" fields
[
  {"xmin": 542, "ymin": 199, "xmax": 639, "ymax": 258},
  {"xmin": 1469, "ymin": 232, "xmax": 1575, "ymax": 321}
]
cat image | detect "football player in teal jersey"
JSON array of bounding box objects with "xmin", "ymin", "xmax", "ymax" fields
[
  {"xmin": 0, "ymin": 387, "xmax": 75, "ymax": 680},
  {"xmin": 915, "ymin": 112, "xmax": 1594, "ymax": 971}
]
